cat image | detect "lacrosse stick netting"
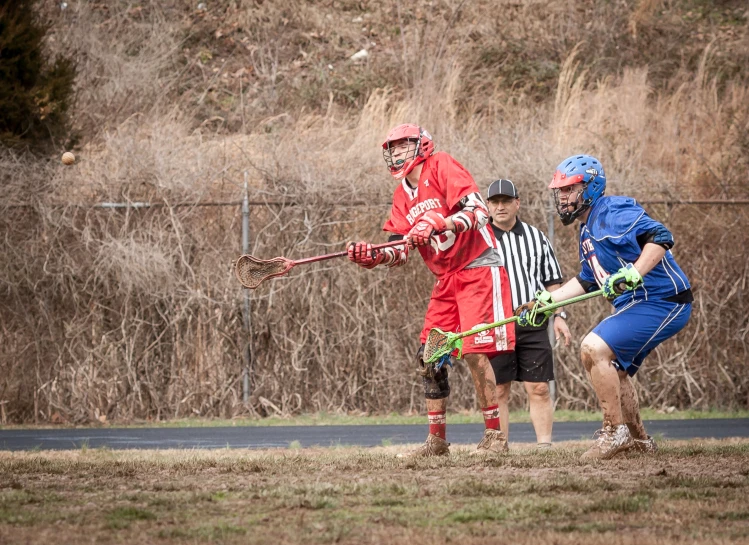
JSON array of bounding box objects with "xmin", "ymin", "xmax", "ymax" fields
[
  {"xmin": 234, "ymin": 255, "xmax": 293, "ymax": 289},
  {"xmin": 423, "ymin": 328, "xmax": 465, "ymax": 364}
]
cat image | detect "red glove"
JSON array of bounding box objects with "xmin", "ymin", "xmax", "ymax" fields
[
  {"xmin": 347, "ymin": 241, "xmax": 385, "ymax": 269},
  {"xmin": 406, "ymin": 211, "xmax": 447, "ymax": 247}
]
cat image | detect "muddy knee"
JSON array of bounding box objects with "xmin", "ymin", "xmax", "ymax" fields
[
  {"xmin": 580, "ymin": 342, "xmax": 596, "ymax": 373},
  {"xmin": 462, "ymin": 353, "xmax": 482, "ymax": 369},
  {"xmin": 581, "ymin": 334, "xmax": 616, "ymax": 374}
]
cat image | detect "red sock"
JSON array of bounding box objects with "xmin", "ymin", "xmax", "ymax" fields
[
  {"xmin": 482, "ymin": 405, "xmax": 500, "ymax": 430},
  {"xmin": 428, "ymin": 411, "xmax": 446, "ymax": 440}
]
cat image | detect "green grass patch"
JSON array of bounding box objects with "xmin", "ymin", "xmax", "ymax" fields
[
  {"xmin": 667, "ymin": 489, "xmax": 718, "ymax": 500},
  {"xmin": 449, "ymin": 504, "xmax": 508, "ymax": 523},
  {"xmin": 371, "ymin": 497, "xmax": 405, "ymax": 507},
  {"xmin": 0, "ymin": 507, "xmax": 31, "ymax": 525},
  {"xmin": 106, "ymin": 506, "xmax": 156, "ymax": 529},
  {"xmin": 559, "ymin": 521, "xmax": 617, "ymax": 533},
  {"xmin": 712, "ymin": 511, "xmax": 749, "ymax": 521},
  {"xmin": 585, "ymin": 493, "xmax": 652, "ymax": 514},
  {"xmin": 159, "ymin": 522, "xmax": 248, "ymax": 539},
  {"xmin": 194, "ymin": 523, "xmax": 247, "ymax": 538},
  {"xmin": 523, "ymin": 475, "xmax": 620, "ymax": 494}
]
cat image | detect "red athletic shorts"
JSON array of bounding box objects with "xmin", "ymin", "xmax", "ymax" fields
[{"xmin": 420, "ymin": 266, "xmax": 515, "ymax": 356}]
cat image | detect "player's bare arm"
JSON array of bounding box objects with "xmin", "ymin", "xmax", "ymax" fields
[
  {"xmin": 514, "ymin": 278, "xmax": 585, "ymax": 319},
  {"xmin": 632, "ymin": 243, "xmax": 667, "ymax": 277},
  {"xmin": 548, "ymin": 277, "xmax": 587, "ymax": 302},
  {"xmin": 514, "ymin": 277, "xmax": 586, "ymax": 328}
]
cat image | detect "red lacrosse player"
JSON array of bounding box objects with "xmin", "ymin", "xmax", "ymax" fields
[{"xmin": 348, "ymin": 124, "xmax": 516, "ymax": 457}]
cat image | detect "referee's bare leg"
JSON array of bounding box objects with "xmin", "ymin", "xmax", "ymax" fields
[
  {"xmin": 496, "ymin": 382, "xmax": 511, "ymax": 439},
  {"xmin": 496, "ymin": 382, "xmax": 553, "ymax": 445},
  {"xmin": 524, "ymin": 382, "xmax": 553, "ymax": 444}
]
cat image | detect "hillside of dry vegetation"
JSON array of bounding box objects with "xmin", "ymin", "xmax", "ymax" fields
[{"xmin": 0, "ymin": 0, "xmax": 748, "ymax": 422}]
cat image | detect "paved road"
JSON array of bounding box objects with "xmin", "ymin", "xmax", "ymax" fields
[{"xmin": 1, "ymin": 419, "xmax": 747, "ymax": 451}]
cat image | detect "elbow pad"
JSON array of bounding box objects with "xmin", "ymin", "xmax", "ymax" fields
[
  {"xmin": 452, "ymin": 192, "xmax": 490, "ymax": 233},
  {"xmin": 637, "ymin": 225, "xmax": 674, "ymax": 250}
]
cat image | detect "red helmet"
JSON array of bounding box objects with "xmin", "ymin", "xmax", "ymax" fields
[{"xmin": 382, "ymin": 124, "xmax": 435, "ymax": 180}]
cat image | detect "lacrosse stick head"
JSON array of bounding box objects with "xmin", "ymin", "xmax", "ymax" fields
[
  {"xmin": 423, "ymin": 328, "xmax": 463, "ymax": 364},
  {"xmin": 234, "ymin": 254, "xmax": 294, "ymax": 289}
]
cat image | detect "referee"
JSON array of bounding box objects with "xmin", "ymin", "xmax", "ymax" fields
[{"xmin": 486, "ymin": 179, "xmax": 571, "ymax": 448}]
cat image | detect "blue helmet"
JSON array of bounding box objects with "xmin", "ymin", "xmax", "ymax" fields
[{"xmin": 549, "ymin": 154, "xmax": 606, "ymax": 225}]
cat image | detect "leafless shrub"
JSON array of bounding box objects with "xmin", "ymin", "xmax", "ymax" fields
[
  {"xmin": 1, "ymin": 3, "xmax": 746, "ymax": 423},
  {"xmin": 43, "ymin": 1, "xmax": 184, "ymax": 136}
]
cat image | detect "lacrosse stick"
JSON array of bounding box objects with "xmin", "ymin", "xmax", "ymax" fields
[
  {"xmin": 423, "ymin": 289, "xmax": 605, "ymax": 364},
  {"xmin": 234, "ymin": 239, "xmax": 408, "ymax": 289}
]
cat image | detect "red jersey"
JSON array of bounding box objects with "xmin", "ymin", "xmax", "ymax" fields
[{"xmin": 383, "ymin": 151, "xmax": 498, "ymax": 277}]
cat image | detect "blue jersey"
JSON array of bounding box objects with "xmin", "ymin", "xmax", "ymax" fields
[{"xmin": 578, "ymin": 196, "xmax": 690, "ymax": 305}]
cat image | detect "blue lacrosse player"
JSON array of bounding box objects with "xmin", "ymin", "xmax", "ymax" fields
[{"xmin": 515, "ymin": 154, "xmax": 693, "ymax": 460}]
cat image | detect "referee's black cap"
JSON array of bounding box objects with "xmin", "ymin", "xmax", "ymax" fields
[{"xmin": 487, "ymin": 179, "xmax": 519, "ymax": 199}]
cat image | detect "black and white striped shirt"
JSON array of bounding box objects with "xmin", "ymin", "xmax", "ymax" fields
[{"xmin": 491, "ymin": 219, "xmax": 563, "ymax": 310}]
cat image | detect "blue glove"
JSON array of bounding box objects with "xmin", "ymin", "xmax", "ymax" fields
[
  {"xmin": 602, "ymin": 264, "xmax": 642, "ymax": 299},
  {"xmin": 514, "ymin": 290, "xmax": 555, "ymax": 328}
]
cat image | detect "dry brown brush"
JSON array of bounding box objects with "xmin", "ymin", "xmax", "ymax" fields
[{"xmin": 0, "ymin": 1, "xmax": 747, "ymax": 422}]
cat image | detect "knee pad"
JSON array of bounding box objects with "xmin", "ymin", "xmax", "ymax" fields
[
  {"xmin": 423, "ymin": 365, "xmax": 450, "ymax": 399},
  {"xmin": 416, "ymin": 344, "xmax": 450, "ymax": 399},
  {"xmin": 416, "ymin": 347, "xmax": 450, "ymax": 399}
]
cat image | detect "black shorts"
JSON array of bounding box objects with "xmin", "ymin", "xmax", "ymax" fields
[{"xmin": 490, "ymin": 324, "xmax": 554, "ymax": 384}]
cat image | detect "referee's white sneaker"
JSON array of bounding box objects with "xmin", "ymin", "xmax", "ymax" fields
[{"xmin": 581, "ymin": 423, "xmax": 634, "ymax": 460}]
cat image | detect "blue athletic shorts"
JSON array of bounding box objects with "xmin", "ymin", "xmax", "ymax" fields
[{"xmin": 592, "ymin": 299, "xmax": 692, "ymax": 376}]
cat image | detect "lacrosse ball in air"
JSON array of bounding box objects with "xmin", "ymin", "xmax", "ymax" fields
[{"xmin": 61, "ymin": 152, "xmax": 76, "ymax": 165}]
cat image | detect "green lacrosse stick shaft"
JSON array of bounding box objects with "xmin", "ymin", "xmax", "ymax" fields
[
  {"xmin": 454, "ymin": 289, "xmax": 604, "ymax": 341},
  {"xmin": 423, "ymin": 289, "xmax": 606, "ymax": 364}
]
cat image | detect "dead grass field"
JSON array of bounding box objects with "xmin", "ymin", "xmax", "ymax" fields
[{"xmin": 1, "ymin": 439, "xmax": 748, "ymax": 544}]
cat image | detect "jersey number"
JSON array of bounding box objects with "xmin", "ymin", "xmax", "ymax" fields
[
  {"xmin": 430, "ymin": 231, "xmax": 456, "ymax": 254},
  {"xmin": 587, "ymin": 254, "xmax": 609, "ymax": 286}
]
